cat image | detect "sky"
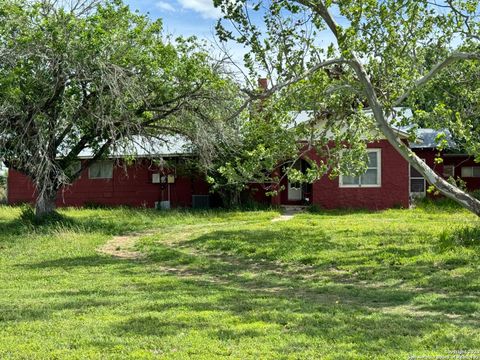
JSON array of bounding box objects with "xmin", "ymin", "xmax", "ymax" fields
[
  {"xmin": 124, "ymin": 0, "xmax": 252, "ymax": 74},
  {"xmin": 122, "ymin": 0, "xmax": 338, "ymax": 78},
  {"xmin": 125, "ymin": 0, "xmax": 223, "ymax": 39}
]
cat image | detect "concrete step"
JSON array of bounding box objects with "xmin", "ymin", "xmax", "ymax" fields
[{"xmin": 280, "ymin": 205, "xmax": 307, "ymax": 213}]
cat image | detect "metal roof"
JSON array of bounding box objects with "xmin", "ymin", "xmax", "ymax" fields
[
  {"xmin": 409, "ymin": 128, "xmax": 457, "ymax": 149},
  {"xmin": 291, "ymin": 107, "xmax": 411, "ymax": 138},
  {"xmin": 76, "ymin": 136, "xmax": 193, "ymax": 159}
]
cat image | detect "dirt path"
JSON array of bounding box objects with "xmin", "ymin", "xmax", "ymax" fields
[
  {"xmin": 271, "ymin": 207, "xmax": 304, "ymax": 222},
  {"xmin": 97, "ymin": 230, "xmax": 156, "ymax": 260},
  {"xmin": 271, "ymin": 214, "xmax": 295, "ymax": 222}
]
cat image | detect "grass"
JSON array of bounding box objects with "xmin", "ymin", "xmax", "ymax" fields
[{"xmin": 0, "ymin": 204, "xmax": 480, "ymax": 359}]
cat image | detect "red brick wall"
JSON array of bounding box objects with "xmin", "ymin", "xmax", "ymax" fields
[
  {"xmin": 8, "ymin": 141, "xmax": 415, "ymax": 210},
  {"xmin": 7, "ymin": 159, "xmax": 209, "ymax": 208},
  {"xmin": 270, "ymin": 140, "xmax": 409, "ymax": 210},
  {"xmin": 412, "ymin": 150, "xmax": 480, "ymax": 193},
  {"xmin": 309, "ymin": 140, "xmax": 409, "ymax": 210},
  {"xmin": 443, "ymin": 155, "xmax": 480, "ymax": 191}
]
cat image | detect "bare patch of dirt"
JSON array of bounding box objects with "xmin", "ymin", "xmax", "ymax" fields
[
  {"xmin": 97, "ymin": 230, "xmax": 156, "ymax": 260},
  {"xmin": 271, "ymin": 214, "xmax": 295, "ymax": 222}
]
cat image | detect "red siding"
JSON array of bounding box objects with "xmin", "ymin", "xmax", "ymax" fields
[
  {"xmin": 412, "ymin": 149, "xmax": 480, "ymax": 193},
  {"xmin": 270, "ymin": 140, "xmax": 410, "ymax": 210},
  {"xmin": 411, "ymin": 149, "xmax": 443, "ymax": 177},
  {"xmin": 8, "ymin": 159, "xmax": 209, "ymax": 208},
  {"xmin": 8, "ymin": 141, "xmax": 414, "ymax": 211},
  {"xmin": 443, "ymin": 155, "xmax": 480, "ymax": 191},
  {"xmin": 310, "ymin": 140, "xmax": 409, "ymax": 210}
]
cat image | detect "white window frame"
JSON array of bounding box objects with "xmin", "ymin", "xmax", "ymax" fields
[
  {"xmin": 443, "ymin": 165, "xmax": 455, "ymax": 178},
  {"xmin": 339, "ymin": 149, "xmax": 382, "ymax": 188},
  {"xmin": 409, "ymin": 159, "xmax": 426, "ymax": 197},
  {"xmin": 461, "ymin": 166, "xmax": 480, "ymax": 178},
  {"xmin": 88, "ymin": 160, "xmax": 113, "ymax": 180}
]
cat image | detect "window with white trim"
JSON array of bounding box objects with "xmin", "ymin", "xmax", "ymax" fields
[
  {"xmin": 88, "ymin": 160, "xmax": 113, "ymax": 179},
  {"xmin": 340, "ymin": 149, "xmax": 381, "ymax": 188},
  {"xmin": 461, "ymin": 166, "xmax": 480, "ymax": 178},
  {"xmin": 443, "ymin": 165, "xmax": 455, "ymax": 178},
  {"xmin": 410, "ymin": 163, "xmax": 426, "ymax": 196}
]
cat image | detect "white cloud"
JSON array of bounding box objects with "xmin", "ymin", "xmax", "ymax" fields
[
  {"xmin": 177, "ymin": 0, "xmax": 222, "ymax": 19},
  {"xmin": 156, "ymin": 1, "xmax": 176, "ymax": 12}
]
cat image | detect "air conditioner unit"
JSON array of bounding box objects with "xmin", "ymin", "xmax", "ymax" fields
[
  {"xmin": 155, "ymin": 201, "xmax": 171, "ymax": 210},
  {"xmin": 152, "ymin": 173, "xmax": 160, "ymax": 183},
  {"xmin": 192, "ymin": 195, "xmax": 210, "ymax": 209}
]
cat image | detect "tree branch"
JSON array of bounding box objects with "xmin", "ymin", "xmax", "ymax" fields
[
  {"xmin": 243, "ymin": 57, "xmax": 347, "ymax": 100},
  {"xmin": 393, "ymin": 52, "xmax": 480, "ymax": 106}
]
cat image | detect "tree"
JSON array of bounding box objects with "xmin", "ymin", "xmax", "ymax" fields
[
  {"xmin": 0, "ymin": 0, "xmax": 240, "ymax": 217},
  {"xmin": 206, "ymin": 76, "xmax": 376, "ymax": 206},
  {"xmin": 214, "ymin": 0, "xmax": 480, "ymax": 215},
  {"xmin": 410, "ymin": 44, "xmax": 480, "ymax": 160}
]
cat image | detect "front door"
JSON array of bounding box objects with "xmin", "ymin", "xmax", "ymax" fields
[
  {"xmin": 287, "ymin": 161, "xmax": 303, "ymax": 201},
  {"xmin": 288, "ymin": 181, "xmax": 302, "ymax": 201}
]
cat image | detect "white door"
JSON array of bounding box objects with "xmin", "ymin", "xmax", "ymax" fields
[
  {"xmin": 288, "ymin": 182, "xmax": 302, "ymax": 201},
  {"xmin": 288, "ymin": 161, "xmax": 303, "ymax": 201}
]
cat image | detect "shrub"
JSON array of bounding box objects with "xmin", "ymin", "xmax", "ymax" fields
[{"xmin": 414, "ymin": 196, "xmax": 461, "ymax": 211}]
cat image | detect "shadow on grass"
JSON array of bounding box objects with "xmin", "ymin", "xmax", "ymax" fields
[
  {"xmin": 0, "ymin": 293, "xmax": 120, "ymax": 322},
  {"xmin": 0, "ymin": 206, "xmax": 158, "ymax": 240},
  {"xmin": 19, "ymin": 255, "xmax": 125, "ymax": 269},
  {"xmin": 10, "ymin": 221, "xmax": 480, "ymax": 356}
]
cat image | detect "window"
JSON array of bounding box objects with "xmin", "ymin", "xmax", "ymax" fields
[
  {"xmin": 461, "ymin": 166, "xmax": 480, "ymax": 178},
  {"xmin": 340, "ymin": 149, "xmax": 381, "ymax": 188},
  {"xmin": 88, "ymin": 160, "xmax": 113, "ymax": 179},
  {"xmin": 443, "ymin": 165, "xmax": 455, "ymax": 178},
  {"xmin": 410, "ymin": 160, "xmax": 426, "ymax": 196}
]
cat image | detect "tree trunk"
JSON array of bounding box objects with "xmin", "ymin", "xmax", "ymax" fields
[{"xmin": 35, "ymin": 189, "xmax": 58, "ymax": 218}]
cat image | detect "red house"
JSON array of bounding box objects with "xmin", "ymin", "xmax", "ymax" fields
[
  {"xmin": 7, "ymin": 139, "xmax": 212, "ymax": 209},
  {"xmin": 268, "ymin": 139, "xmax": 411, "ymax": 210},
  {"xmin": 6, "ymin": 125, "xmax": 479, "ymax": 211},
  {"xmin": 408, "ymin": 129, "xmax": 480, "ymax": 196}
]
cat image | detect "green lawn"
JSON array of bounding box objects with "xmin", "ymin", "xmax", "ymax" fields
[{"xmin": 0, "ymin": 204, "xmax": 479, "ymax": 359}]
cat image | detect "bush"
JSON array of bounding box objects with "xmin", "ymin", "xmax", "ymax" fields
[{"xmin": 439, "ymin": 226, "xmax": 480, "ymax": 248}]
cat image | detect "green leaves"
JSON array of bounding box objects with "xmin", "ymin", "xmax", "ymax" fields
[{"xmin": 0, "ymin": 0, "xmax": 242, "ymax": 213}]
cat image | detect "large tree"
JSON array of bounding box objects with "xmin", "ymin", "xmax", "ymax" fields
[
  {"xmin": 214, "ymin": 0, "xmax": 480, "ymax": 215},
  {"xmin": 0, "ymin": 0, "xmax": 240, "ymax": 217}
]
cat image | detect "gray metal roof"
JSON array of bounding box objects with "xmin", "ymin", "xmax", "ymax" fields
[
  {"xmin": 76, "ymin": 136, "xmax": 193, "ymax": 159},
  {"xmin": 409, "ymin": 128, "xmax": 456, "ymax": 149},
  {"xmin": 291, "ymin": 107, "xmax": 411, "ymax": 137}
]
